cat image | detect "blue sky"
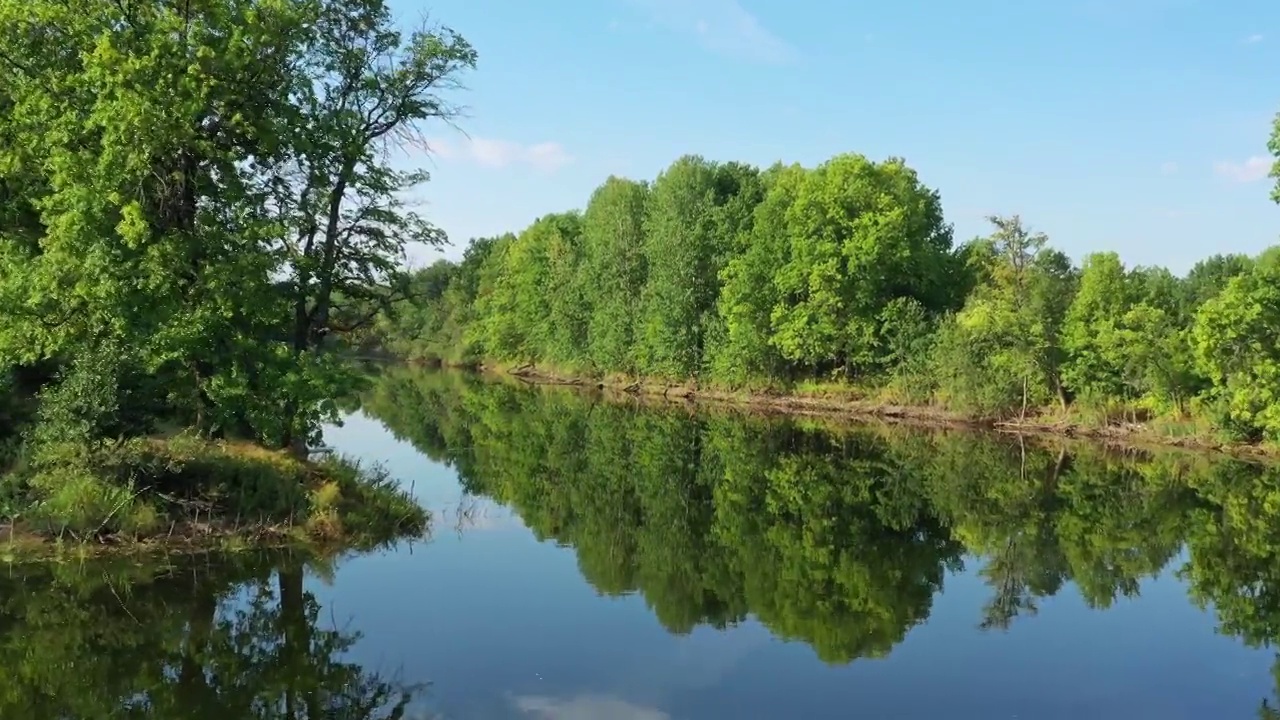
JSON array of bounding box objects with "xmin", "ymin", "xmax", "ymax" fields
[{"xmin": 391, "ymin": 0, "xmax": 1279, "ymax": 275}]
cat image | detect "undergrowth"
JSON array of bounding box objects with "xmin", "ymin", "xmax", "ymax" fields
[{"xmin": 0, "ymin": 432, "xmax": 428, "ymax": 550}]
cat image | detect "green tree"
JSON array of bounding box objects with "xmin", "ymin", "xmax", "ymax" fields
[
  {"xmin": 769, "ymin": 155, "xmax": 954, "ymax": 378},
  {"xmin": 636, "ymin": 156, "xmax": 762, "ymax": 378},
  {"xmin": 0, "ymin": 0, "xmax": 475, "ymax": 452},
  {"xmin": 541, "ymin": 213, "xmax": 589, "ymax": 366},
  {"xmin": 434, "ymin": 234, "xmax": 504, "ymax": 364},
  {"xmin": 1184, "ymin": 253, "xmax": 1254, "ymax": 310},
  {"xmin": 0, "ymin": 0, "xmax": 312, "ymax": 442},
  {"xmin": 1194, "ymin": 247, "xmax": 1280, "ymax": 441},
  {"xmin": 470, "ymin": 214, "xmax": 582, "ymax": 364},
  {"xmin": 1062, "ymin": 252, "xmax": 1138, "ymax": 403},
  {"xmin": 933, "ymin": 215, "xmax": 1076, "ymax": 417},
  {"xmin": 378, "ymin": 260, "xmax": 458, "ymax": 362},
  {"xmin": 710, "ymin": 163, "xmax": 808, "ymax": 384},
  {"xmin": 269, "ymin": 0, "xmax": 476, "ymax": 448},
  {"xmin": 580, "ymin": 177, "xmax": 650, "ymax": 373}
]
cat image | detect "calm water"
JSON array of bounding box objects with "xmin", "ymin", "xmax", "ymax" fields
[{"xmin": 7, "ymin": 368, "xmax": 1280, "ymax": 719}]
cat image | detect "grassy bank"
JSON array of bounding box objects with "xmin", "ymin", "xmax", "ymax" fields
[
  {"xmin": 0, "ymin": 432, "xmax": 426, "ymax": 555},
  {"xmin": 476, "ymin": 361, "xmax": 1276, "ymax": 460}
]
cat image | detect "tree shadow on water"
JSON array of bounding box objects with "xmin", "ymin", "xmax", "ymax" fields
[{"xmin": 0, "ymin": 551, "xmax": 427, "ymax": 719}]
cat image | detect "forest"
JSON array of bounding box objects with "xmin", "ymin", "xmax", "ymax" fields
[
  {"xmin": 379, "ymin": 134, "xmax": 1280, "ymax": 445},
  {"xmin": 0, "ymin": 0, "xmax": 470, "ymax": 542}
]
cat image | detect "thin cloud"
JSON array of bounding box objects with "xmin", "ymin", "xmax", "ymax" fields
[
  {"xmin": 1160, "ymin": 161, "xmax": 1178, "ymax": 176},
  {"xmin": 624, "ymin": 0, "xmax": 796, "ymax": 64},
  {"xmin": 1244, "ymin": 33, "xmax": 1264, "ymax": 44},
  {"xmin": 514, "ymin": 694, "xmax": 670, "ymax": 720},
  {"xmin": 429, "ymin": 137, "xmax": 573, "ymax": 172},
  {"xmin": 1213, "ymin": 156, "xmax": 1272, "ymax": 183}
]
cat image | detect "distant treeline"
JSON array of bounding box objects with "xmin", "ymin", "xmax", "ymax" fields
[{"xmin": 379, "ymin": 152, "xmax": 1280, "ymax": 442}]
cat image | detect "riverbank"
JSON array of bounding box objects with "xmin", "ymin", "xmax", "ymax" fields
[
  {"xmin": 479, "ymin": 363, "xmax": 1276, "ymax": 461},
  {"xmin": 0, "ymin": 434, "xmax": 428, "ymax": 556}
]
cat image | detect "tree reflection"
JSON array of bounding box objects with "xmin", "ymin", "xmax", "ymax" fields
[
  {"xmin": 0, "ymin": 552, "xmax": 421, "ymax": 719},
  {"xmin": 361, "ymin": 365, "xmax": 1280, "ymax": 712},
  {"xmin": 360, "ymin": 369, "xmax": 1179, "ymax": 659}
]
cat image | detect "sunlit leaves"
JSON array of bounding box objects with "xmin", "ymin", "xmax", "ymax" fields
[{"xmin": 0, "ymin": 0, "xmax": 475, "ymax": 448}]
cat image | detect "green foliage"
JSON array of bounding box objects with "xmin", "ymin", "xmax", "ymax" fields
[
  {"xmin": 581, "ymin": 177, "xmax": 650, "ymax": 372},
  {"xmin": 930, "ymin": 216, "xmax": 1077, "ymax": 417},
  {"xmin": 770, "ymin": 155, "xmax": 954, "ymax": 377},
  {"xmin": 1194, "ymin": 248, "xmax": 1280, "ymax": 442},
  {"xmin": 1183, "ymin": 254, "xmax": 1252, "ymax": 310},
  {"xmin": 471, "ymin": 214, "xmax": 585, "ymax": 364},
  {"xmin": 0, "ymin": 0, "xmax": 469, "ymax": 534},
  {"xmin": 636, "ymin": 156, "xmax": 757, "ymax": 378},
  {"xmin": 1062, "ymin": 252, "xmax": 1138, "ymax": 403},
  {"xmin": 359, "ymin": 108, "xmax": 1280, "ymax": 443},
  {"xmin": 710, "ymin": 163, "xmax": 806, "ymax": 384},
  {"xmin": 378, "ymin": 259, "xmax": 460, "ymax": 362},
  {"xmin": 0, "ymin": 0, "xmax": 472, "ymax": 429}
]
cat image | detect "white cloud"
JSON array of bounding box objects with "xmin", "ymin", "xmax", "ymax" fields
[
  {"xmin": 625, "ymin": 0, "xmax": 795, "ymax": 64},
  {"xmin": 514, "ymin": 695, "xmax": 670, "ymax": 720},
  {"xmin": 1213, "ymin": 155, "xmax": 1272, "ymax": 183},
  {"xmin": 1244, "ymin": 33, "xmax": 1264, "ymax": 44},
  {"xmin": 1160, "ymin": 161, "xmax": 1178, "ymax": 175},
  {"xmin": 429, "ymin": 136, "xmax": 573, "ymax": 172}
]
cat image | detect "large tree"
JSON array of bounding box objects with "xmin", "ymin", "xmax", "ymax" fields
[
  {"xmin": 769, "ymin": 154, "xmax": 954, "ymax": 378},
  {"xmin": 0, "ymin": 0, "xmax": 475, "ymax": 449},
  {"xmin": 0, "ymin": 0, "xmax": 313, "ymax": 439},
  {"xmin": 932, "ymin": 215, "xmax": 1076, "ymax": 416},
  {"xmin": 1194, "ymin": 247, "xmax": 1280, "ymax": 441},
  {"xmin": 710, "ymin": 162, "xmax": 807, "ymax": 384},
  {"xmin": 268, "ymin": 0, "xmax": 475, "ymax": 447},
  {"xmin": 580, "ymin": 177, "xmax": 650, "ymax": 373},
  {"xmin": 636, "ymin": 156, "xmax": 763, "ymax": 379}
]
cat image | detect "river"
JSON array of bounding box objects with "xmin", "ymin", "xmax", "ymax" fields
[{"xmin": 4, "ymin": 367, "xmax": 1279, "ymax": 719}]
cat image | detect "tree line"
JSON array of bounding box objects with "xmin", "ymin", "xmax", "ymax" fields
[{"xmin": 381, "ymin": 143, "xmax": 1280, "ymax": 443}]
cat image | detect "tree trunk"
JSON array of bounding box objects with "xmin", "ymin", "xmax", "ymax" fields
[
  {"xmin": 1046, "ymin": 445, "xmax": 1067, "ymax": 492},
  {"xmin": 309, "ymin": 157, "xmax": 358, "ymax": 348},
  {"xmin": 177, "ymin": 575, "xmax": 218, "ymax": 710}
]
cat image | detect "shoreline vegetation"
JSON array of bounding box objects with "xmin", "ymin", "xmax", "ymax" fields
[
  {"xmin": 438, "ymin": 361, "xmax": 1278, "ymax": 461},
  {"xmin": 0, "ymin": 0, "xmax": 476, "ymax": 553},
  {"xmin": 0, "ymin": 433, "xmax": 427, "ymax": 558}
]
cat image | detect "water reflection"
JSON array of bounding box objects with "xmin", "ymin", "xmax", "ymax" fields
[
  {"xmin": 0, "ymin": 552, "xmax": 423, "ymax": 719},
  {"xmin": 11, "ymin": 366, "xmax": 1280, "ymax": 718},
  {"xmin": 358, "ymin": 367, "xmax": 1280, "ymax": 713}
]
